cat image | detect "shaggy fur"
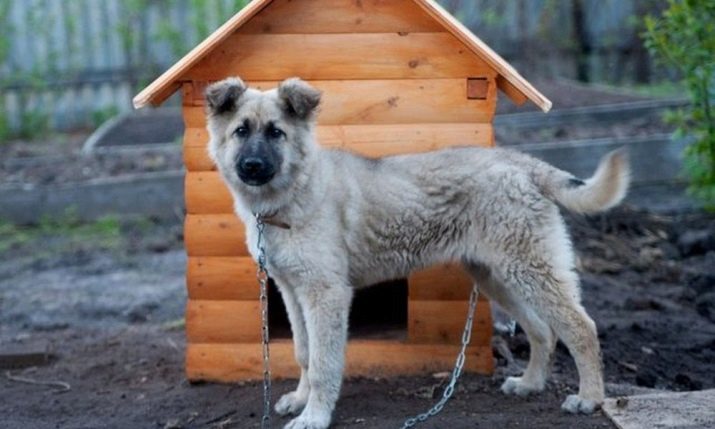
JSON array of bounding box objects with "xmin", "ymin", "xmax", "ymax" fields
[{"xmin": 205, "ymin": 77, "xmax": 631, "ymax": 429}]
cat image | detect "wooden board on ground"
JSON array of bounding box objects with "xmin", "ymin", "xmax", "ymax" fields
[
  {"xmin": 187, "ymin": 339, "xmax": 494, "ymax": 381},
  {"xmin": 603, "ymin": 389, "xmax": 715, "ymax": 429}
]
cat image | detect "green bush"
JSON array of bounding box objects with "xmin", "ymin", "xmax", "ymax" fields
[{"xmin": 643, "ymin": 0, "xmax": 715, "ymax": 209}]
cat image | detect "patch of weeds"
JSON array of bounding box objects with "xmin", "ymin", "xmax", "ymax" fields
[
  {"xmin": 91, "ymin": 106, "xmax": 120, "ymax": 128},
  {"xmin": 0, "ymin": 212, "xmax": 123, "ymax": 259},
  {"xmin": 622, "ymin": 82, "xmax": 687, "ymax": 99},
  {"xmin": 18, "ymin": 110, "xmax": 49, "ymax": 140},
  {"xmin": 0, "ymin": 220, "xmax": 34, "ymax": 253},
  {"xmin": 38, "ymin": 212, "xmax": 123, "ymax": 250}
]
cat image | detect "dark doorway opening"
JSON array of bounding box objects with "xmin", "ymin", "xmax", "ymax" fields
[{"xmin": 268, "ymin": 279, "xmax": 408, "ymax": 341}]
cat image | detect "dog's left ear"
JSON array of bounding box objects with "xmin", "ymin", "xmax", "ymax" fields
[{"xmin": 278, "ymin": 78, "xmax": 321, "ymax": 120}]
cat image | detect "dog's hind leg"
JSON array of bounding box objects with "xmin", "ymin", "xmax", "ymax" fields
[
  {"xmin": 274, "ymin": 283, "xmax": 311, "ymax": 417},
  {"xmin": 494, "ymin": 256, "xmax": 604, "ymax": 414},
  {"xmin": 286, "ymin": 280, "xmax": 353, "ymax": 429},
  {"xmin": 464, "ymin": 263, "xmax": 555, "ymax": 396}
]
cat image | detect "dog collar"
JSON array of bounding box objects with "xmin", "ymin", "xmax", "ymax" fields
[{"xmin": 255, "ymin": 212, "xmax": 291, "ymax": 230}]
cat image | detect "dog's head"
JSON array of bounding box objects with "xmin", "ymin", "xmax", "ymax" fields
[{"xmin": 204, "ymin": 77, "xmax": 321, "ymax": 194}]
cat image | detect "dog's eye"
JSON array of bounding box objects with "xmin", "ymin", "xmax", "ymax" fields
[
  {"xmin": 268, "ymin": 127, "xmax": 285, "ymax": 139},
  {"xmin": 235, "ymin": 126, "xmax": 249, "ymax": 138}
]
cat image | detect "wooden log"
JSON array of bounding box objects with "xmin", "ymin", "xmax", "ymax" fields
[
  {"xmin": 186, "ymin": 340, "xmax": 494, "ymax": 381},
  {"xmin": 238, "ymin": 0, "xmax": 442, "ymax": 34},
  {"xmin": 409, "ymin": 263, "xmax": 475, "ymax": 301},
  {"xmin": 186, "ymin": 300, "xmax": 260, "ymax": 343},
  {"xmin": 183, "ymin": 124, "xmax": 494, "ymax": 172},
  {"xmin": 184, "ymin": 78, "xmax": 496, "ymax": 126},
  {"xmin": 184, "ymin": 127, "xmax": 496, "ymax": 214},
  {"xmin": 185, "ymin": 33, "xmax": 492, "ymax": 82},
  {"xmin": 187, "ymin": 257, "xmax": 258, "ymax": 301},
  {"xmin": 185, "ymin": 214, "xmax": 248, "ymax": 257},
  {"xmin": 408, "ymin": 299, "xmax": 492, "ymax": 345},
  {"xmin": 185, "ymin": 172, "xmax": 233, "ymax": 214},
  {"xmin": 184, "ymin": 144, "xmax": 215, "ymax": 171}
]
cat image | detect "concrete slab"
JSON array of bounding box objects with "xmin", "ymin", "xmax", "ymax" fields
[{"xmin": 604, "ymin": 389, "xmax": 715, "ymax": 429}]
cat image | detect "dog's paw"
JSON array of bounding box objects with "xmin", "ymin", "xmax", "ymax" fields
[
  {"xmin": 275, "ymin": 391, "xmax": 308, "ymax": 416},
  {"xmin": 560, "ymin": 394, "xmax": 601, "ymax": 414},
  {"xmin": 283, "ymin": 411, "xmax": 330, "ymax": 429},
  {"xmin": 500, "ymin": 376, "xmax": 545, "ymax": 397}
]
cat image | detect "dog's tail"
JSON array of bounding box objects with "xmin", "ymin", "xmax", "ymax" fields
[{"xmin": 543, "ymin": 149, "xmax": 631, "ymax": 214}]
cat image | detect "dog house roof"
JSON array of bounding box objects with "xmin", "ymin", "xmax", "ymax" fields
[{"xmin": 133, "ymin": 0, "xmax": 552, "ymax": 112}]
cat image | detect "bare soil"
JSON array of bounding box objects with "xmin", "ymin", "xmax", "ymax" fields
[{"xmin": 0, "ymin": 206, "xmax": 713, "ymax": 429}]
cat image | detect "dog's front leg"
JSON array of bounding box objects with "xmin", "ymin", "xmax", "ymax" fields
[
  {"xmin": 285, "ymin": 280, "xmax": 353, "ymax": 429},
  {"xmin": 274, "ymin": 283, "xmax": 311, "ymax": 416}
]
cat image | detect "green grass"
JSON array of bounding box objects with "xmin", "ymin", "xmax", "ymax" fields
[
  {"xmin": 616, "ymin": 82, "xmax": 687, "ymax": 99},
  {"xmin": 0, "ymin": 213, "xmax": 123, "ymax": 255}
]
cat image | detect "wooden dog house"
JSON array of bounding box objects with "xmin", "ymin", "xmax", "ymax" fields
[{"xmin": 134, "ymin": 0, "xmax": 551, "ymax": 382}]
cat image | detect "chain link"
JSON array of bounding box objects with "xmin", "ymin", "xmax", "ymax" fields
[
  {"xmin": 255, "ymin": 213, "xmax": 272, "ymax": 429},
  {"xmin": 401, "ymin": 283, "xmax": 480, "ymax": 429}
]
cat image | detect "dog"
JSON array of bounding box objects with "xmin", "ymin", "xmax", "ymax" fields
[{"xmin": 204, "ymin": 76, "xmax": 630, "ymax": 429}]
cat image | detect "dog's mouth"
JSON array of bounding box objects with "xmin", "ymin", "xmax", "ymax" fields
[{"xmin": 238, "ymin": 171, "xmax": 276, "ymax": 187}]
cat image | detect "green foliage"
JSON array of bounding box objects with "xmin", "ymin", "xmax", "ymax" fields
[
  {"xmin": 0, "ymin": 214, "xmax": 122, "ymax": 254},
  {"xmin": 18, "ymin": 109, "xmax": 49, "ymax": 140},
  {"xmin": 643, "ymin": 0, "xmax": 715, "ymax": 209},
  {"xmin": 91, "ymin": 106, "xmax": 120, "ymax": 128}
]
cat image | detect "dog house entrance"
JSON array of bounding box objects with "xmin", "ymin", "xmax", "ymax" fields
[{"xmin": 268, "ymin": 279, "xmax": 408, "ymax": 341}]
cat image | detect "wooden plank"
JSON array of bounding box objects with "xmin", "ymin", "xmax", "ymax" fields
[
  {"xmin": 187, "ymin": 298, "xmax": 491, "ymax": 346},
  {"xmin": 184, "ymin": 145, "xmax": 215, "ymax": 171},
  {"xmin": 184, "ymin": 123, "xmax": 494, "ymax": 171},
  {"xmin": 186, "ymin": 300, "xmax": 260, "ymax": 343},
  {"xmin": 186, "ymin": 340, "xmax": 494, "ymax": 381},
  {"xmin": 408, "ymin": 299, "xmax": 492, "ymax": 345},
  {"xmin": 409, "ymin": 263, "xmax": 475, "ymax": 301},
  {"xmin": 184, "ymin": 78, "xmax": 496, "ymax": 127},
  {"xmin": 185, "ymin": 124, "xmax": 494, "ymax": 203},
  {"xmin": 412, "ymin": 0, "xmax": 552, "ymax": 112},
  {"xmin": 185, "ymin": 214, "xmax": 248, "ymax": 257},
  {"xmin": 238, "ymin": 0, "xmax": 442, "ymax": 34},
  {"xmin": 497, "ymin": 75, "xmax": 528, "ymax": 106},
  {"xmin": 187, "ymin": 257, "xmax": 258, "ymax": 301},
  {"xmin": 185, "ymin": 172, "xmax": 233, "ymax": 214},
  {"xmin": 133, "ymin": 0, "xmax": 273, "ymax": 108},
  {"xmin": 185, "ymin": 33, "xmax": 493, "ymax": 81}
]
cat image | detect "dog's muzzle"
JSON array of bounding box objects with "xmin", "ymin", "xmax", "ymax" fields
[{"xmin": 237, "ymin": 157, "xmax": 276, "ymax": 186}]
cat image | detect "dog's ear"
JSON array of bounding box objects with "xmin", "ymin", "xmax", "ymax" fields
[
  {"xmin": 205, "ymin": 77, "xmax": 247, "ymax": 115},
  {"xmin": 278, "ymin": 78, "xmax": 321, "ymax": 120}
]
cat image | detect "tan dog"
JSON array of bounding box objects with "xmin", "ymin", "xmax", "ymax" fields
[{"xmin": 205, "ymin": 77, "xmax": 630, "ymax": 429}]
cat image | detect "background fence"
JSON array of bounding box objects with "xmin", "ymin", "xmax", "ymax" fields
[{"xmin": 0, "ymin": 0, "xmax": 669, "ymax": 136}]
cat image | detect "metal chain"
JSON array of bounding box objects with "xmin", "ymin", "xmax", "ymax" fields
[
  {"xmin": 255, "ymin": 213, "xmax": 272, "ymax": 429},
  {"xmin": 254, "ymin": 210, "xmax": 479, "ymax": 429},
  {"xmin": 401, "ymin": 283, "xmax": 480, "ymax": 429}
]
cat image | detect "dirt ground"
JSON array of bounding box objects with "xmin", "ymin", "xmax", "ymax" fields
[{"xmin": 1, "ymin": 205, "xmax": 714, "ymax": 429}]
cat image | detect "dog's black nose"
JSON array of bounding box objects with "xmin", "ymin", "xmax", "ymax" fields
[
  {"xmin": 240, "ymin": 157, "xmax": 265, "ymax": 174},
  {"xmin": 236, "ymin": 156, "xmax": 275, "ymax": 186}
]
